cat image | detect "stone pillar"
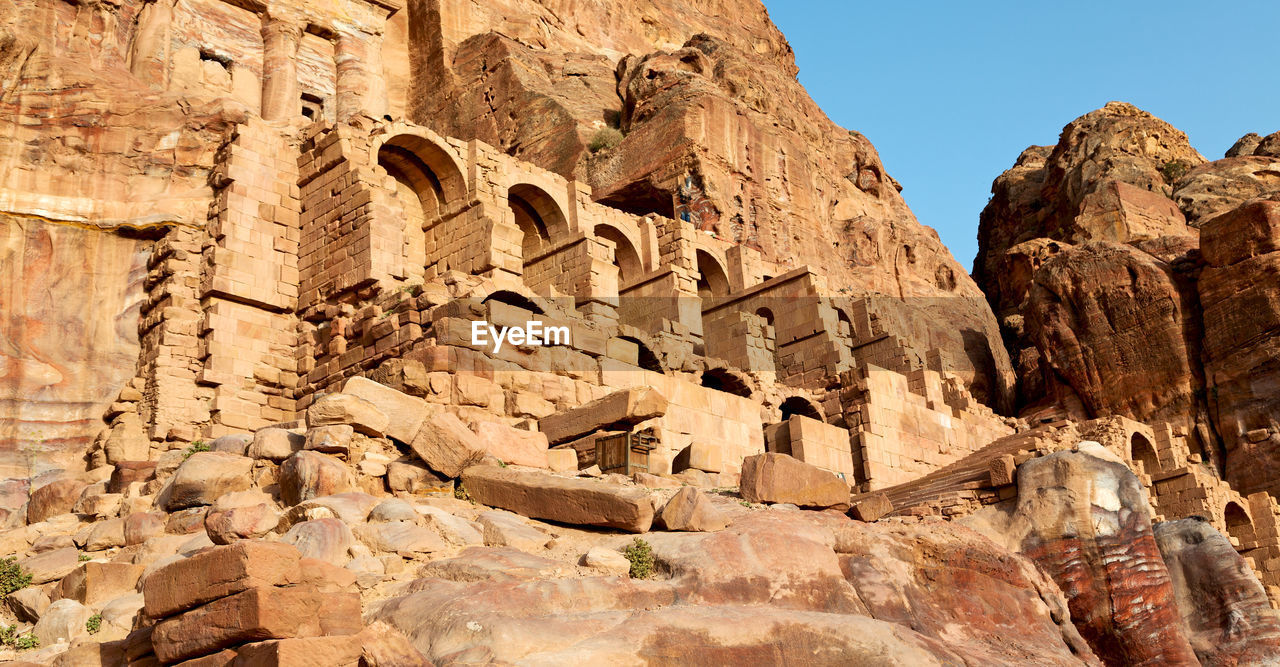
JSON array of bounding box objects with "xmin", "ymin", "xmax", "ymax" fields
[
  {"xmin": 335, "ymin": 27, "xmax": 387, "ymax": 121},
  {"xmin": 260, "ymin": 16, "xmax": 303, "ymax": 121},
  {"xmin": 129, "ymin": 0, "xmax": 177, "ymax": 87}
]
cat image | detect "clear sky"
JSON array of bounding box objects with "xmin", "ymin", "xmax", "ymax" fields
[{"xmin": 763, "ymin": 1, "xmax": 1278, "ymax": 272}]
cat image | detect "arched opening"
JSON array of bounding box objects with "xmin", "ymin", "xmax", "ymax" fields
[
  {"xmin": 755, "ymin": 307, "xmax": 775, "ymax": 326},
  {"xmin": 695, "ymin": 250, "xmax": 730, "ymax": 298},
  {"xmin": 836, "ymin": 309, "xmax": 853, "ymax": 338},
  {"xmin": 594, "ymin": 224, "xmax": 643, "ymax": 287},
  {"xmin": 700, "ymin": 368, "xmax": 752, "ymax": 398},
  {"xmin": 619, "ymin": 336, "xmax": 663, "ymax": 373},
  {"xmin": 508, "ymin": 185, "xmax": 566, "ymax": 281},
  {"xmin": 482, "ymin": 290, "xmax": 545, "ymax": 315},
  {"xmin": 1225, "ymin": 502, "xmax": 1253, "ymax": 550},
  {"xmin": 377, "ymin": 135, "xmax": 467, "ymax": 279},
  {"xmin": 1130, "ymin": 432, "xmax": 1160, "ymax": 476},
  {"xmin": 780, "ymin": 396, "xmax": 823, "ymax": 421}
]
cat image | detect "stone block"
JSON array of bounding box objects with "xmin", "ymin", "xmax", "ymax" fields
[
  {"xmin": 341, "ymin": 376, "xmax": 427, "ymax": 443},
  {"xmin": 151, "ymin": 585, "xmax": 361, "ymax": 663},
  {"xmin": 473, "ymin": 421, "xmax": 549, "ymax": 468},
  {"xmin": 461, "ymin": 465, "xmax": 654, "ymax": 533},
  {"xmin": 739, "ymin": 453, "xmax": 849, "ymax": 509},
  {"xmin": 53, "ymin": 561, "xmax": 146, "ymax": 607},
  {"xmin": 989, "ymin": 454, "xmax": 1017, "ymax": 487},
  {"xmin": 850, "ymin": 493, "xmax": 893, "ymax": 522},
  {"xmin": 686, "ymin": 442, "xmax": 723, "ymax": 473},
  {"xmin": 307, "ymin": 393, "xmax": 388, "ymax": 437},
  {"xmin": 249, "ymin": 428, "xmax": 305, "ymax": 461},
  {"xmin": 406, "ymin": 409, "xmax": 486, "ymax": 478},
  {"xmin": 142, "ymin": 541, "xmax": 302, "ymax": 619},
  {"xmin": 234, "ymin": 636, "xmax": 364, "ymax": 666},
  {"xmin": 539, "ymin": 386, "xmax": 668, "ymax": 445},
  {"xmin": 546, "ymin": 448, "xmax": 578, "ymax": 473}
]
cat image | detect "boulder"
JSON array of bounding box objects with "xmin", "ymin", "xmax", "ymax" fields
[
  {"xmin": 32, "ymin": 598, "xmax": 91, "ymax": 647},
  {"xmin": 124, "ymin": 512, "xmax": 166, "ymax": 546},
  {"xmin": 97, "ymin": 592, "xmax": 145, "ymax": 641},
  {"xmin": 478, "ymin": 511, "xmax": 551, "ymax": 551},
  {"xmin": 282, "ymin": 493, "xmax": 380, "ymax": 527},
  {"xmin": 341, "ymin": 376, "xmax": 428, "ymax": 443},
  {"xmin": 208, "ymin": 434, "xmax": 252, "ymax": 455},
  {"xmin": 280, "ymin": 518, "xmax": 355, "ymax": 565},
  {"xmin": 538, "ymin": 386, "xmax": 668, "ymax": 445},
  {"xmin": 659, "ymin": 486, "xmax": 727, "ymax": 532},
  {"xmin": 473, "ymin": 421, "xmax": 549, "ymax": 468},
  {"xmin": 279, "ymin": 451, "xmax": 356, "ymax": 506},
  {"xmin": 406, "ymin": 409, "xmax": 487, "ymax": 478},
  {"xmin": 165, "ymin": 507, "xmax": 209, "ymax": 535},
  {"xmin": 248, "ymin": 428, "xmax": 305, "ymax": 461},
  {"xmin": 849, "ymin": 493, "xmax": 893, "ymax": 522},
  {"xmin": 739, "ymin": 454, "xmax": 849, "ymax": 509},
  {"xmin": 162, "ymin": 452, "xmax": 254, "ymax": 511},
  {"xmin": 417, "ymin": 506, "xmax": 484, "ymax": 546},
  {"xmin": 27, "ymin": 478, "xmax": 88, "ymax": 524},
  {"xmin": 578, "ymin": 546, "xmax": 630, "ymax": 576},
  {"xmin": 462, "ymin": 465, "xmax": 654, "ymax": 533},
  {"xmin": 142, "ymin": 541, "xmax": 303, "ymax": 618},
  {"xmin": 107, "ymin": 461, "xmax": 156, "ymax": 493},
  {"xmin": 85, "ymin": 517, "xmax": 126, "ymax": 551},
  {"xmin": 205, "ymin": 493, "xmax": 280, "ymax": 545},
  {"xmin": 30, "ymin": 534, "xmax": 75, "ymax": 553},
  {"xmin": 19, "ymin": 546, "xmax": 79, "ymax": 584},
  {"xmin": 386, "ymin": 460, "xmax": 451, "ymax": 494},
  {"xmin": 1155, "ymin": 517, "xmax": 1280, "ymax": 665},
  {"xmin": 305, "ymin": 425, "xmax": 355, "ymax": 457},
  {"xmin": 368, "ymin": 499, "xmax": 417, "ymax": 523},
  {"xmin": 5, "ymin": 586, "xmax": 50, "ymax": 623},
  {"xmin": 151, "ymin": 585, "xmax": 362, "ymax": 663},
  {"xmin": 53, "ymin": 561, "xmax": 146, "ymax": 607},
  {"xmin": 353, "ymin": 522, "xmax": 447, "ymax": 555},
  {"xmin": 307, "ymin": 392, "xmax": 389, "ymax": 437}
]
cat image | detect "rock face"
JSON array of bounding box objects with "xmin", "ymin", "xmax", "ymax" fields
[
  {"xmin": 405, "ymin": 0, "xmax": 1012, "ymax": 408},
  {"xmin": 1199, "ymin": 198, "xmax": 1280, "ymax": 497},
  {"xmin": 370, "ymin": 511, "xmax": 1095, "ymax": 664},
  {"xmin": 1022, "ymin": 242, "xmax": 1203, "ymax": 422},
  {"xmin": 977, "ymin": 447, "xmax": 1199, "ymax": 664},
  {"xmin": 1155, "ymin": 517, "xmax": 1280, "ymax": 666}
]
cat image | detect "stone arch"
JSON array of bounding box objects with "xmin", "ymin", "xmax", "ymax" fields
[
  {"xmin": 755, "ymin": 307, "xmax": 775, "ymax": 326},
  {"xmin": 1225, "ymin": 501, "xmax": 1253, "ymax": 549},
  {"xmin": 594, "ymin": 223, "xmax": 643, "ymax": 287},
  {"xmin": 780, "ymin": 396, "xmax": 823, "ymax": 421},
  {"xmin": 696, "ymin": 249, "xmax": 730, "ymax": 298},
  {"xmin": 508, "ymin": 184, "xmax": 567, "ymax": 270},
  {"xmin": 375, "ymin": 133, "xmax": 467, "ymax": 215},
  {"xmin": 836, "ymin": 308, "xmax": 853, "ymax": 338},
  {"xmin": 1130, "ymin": 432, "xmax": 1160, "ymax": 475},
  {"xmin": 701, "ymin": 368, "xmax": 752, "ymax": 398}
]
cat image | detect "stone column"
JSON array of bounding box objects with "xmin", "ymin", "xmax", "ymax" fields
[
  {"xmin": 259, "ymin": 16, "xmax": 303, "ymax": 121},
  {"xmin": 335, "ymin": 27, "xmax": 387, "ymax": 121}
]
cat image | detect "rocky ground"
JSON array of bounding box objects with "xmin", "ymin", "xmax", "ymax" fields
[{"xmin": 0, "ymin": 381, "xmax": 1276, "ymax": 665}]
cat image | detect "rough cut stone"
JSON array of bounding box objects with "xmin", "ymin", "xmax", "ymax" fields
[
  {"xmin": 27, "ymin": 478, "xmax": 88, "ymax": 524},
  {"xmin": 659, "ymin": 486, "xmax": 727, "ymax": 532},
  {"xmin": 478, "ymin": 511, "xmax": 551, "ymax": 551},
  {"xmin": 546, "ymin": 448, "xmax": 578, "ymax": 472},
  {"xmin": 739, "ymin": 453, "xmax": 849, "ymax": 509},
  {"xmin": 539, "ymin": 386, "xmax": 668, "ymax": 445},
  {"xmin": 579, "ymin": 546, "xmax": 631, "ymax": 575},
  {"xmin": 234, "ymin": 635, "xmax": 364, "ymax": 666},
  {"xmin": 356, "ymin": 621, "xmax": 431, "ymax": 667},
  {"xmin": 19, "ymin": 546, "xmax": 79, "ymax": 584},
  {"xmin": 142, "ymin": 541, "xmax": 302, "ymax": 619},
  {"xmin": 108, "ymin": 461, "xmax": 157, "ymax": 493},
  {"xmin": 5, "ymin": 586, "xmax": 50, "ymax": 623},
  {"xmin": 473, "ymin": 421, "xmax": 549, "ymax": 468},
  {"xmin": 162, "ymin": 452, "xmax": 254, "ymax": 511},
  {"xmin": 849, "ymin": 493, "xmax": 893, "ymax": 522},
  {"xmin": 151, "ymin": 585, "xmax": 362, "ymax": 663},
  {"xmin": 341, "ymin": 376, "xmax": 428, "ymax": 443},
  {"xmin": 280, "ymin": 518, "xmax": 355, "ymax": 565},
  {"xmin": 305, "ymin": 425, "xmax": 355, "ymax": 456},
  {"xmin": 386, "ymin": 460, "xmax": 451, "ymax": 494},
  {"xmin": 307, "ymin": 392, "xmax": 389, "ymax": 437},
  {"xmin": 279, "ymin": 451, "xmax": 356, "ymax": 506},
  {"xmin": 53, "ymin": 561, "xmax": 146, "ymax": 607},
  {"xmin": 85, "ymin": 517, "xmax": 126, "ymax": 551},
  {"xmin": 248, "ymin": 428, "xmax": 305, "ymax": 461},
  {"xmin": 462, "ymin": 465, "xmax": 654, "ymax": 533},
  {"xmin": 406, "ymin": 409, "xmax": 487, "ymax": 478}
]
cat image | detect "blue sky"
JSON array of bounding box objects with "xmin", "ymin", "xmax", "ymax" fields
[{"xmin": 763, "ymin": 1, "xmax": 1278, "ymax": 271}]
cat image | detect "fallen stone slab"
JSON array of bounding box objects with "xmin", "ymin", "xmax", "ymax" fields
[
  {"xmin": 406, "ymin": 409, "xmax": 487, "ymax": 478},
  {"xmin": 20, "ymin": 546, "xmax": 79, "ymax": 584},
  {"xmin": 342, "ymin": 376, "xmax": 428, "ymax": 444},
  {"xmin": 151, "ymin": 585, "xmax": 362, "ymax": 663},
  {"xmin": 142, "ymin": 541, "xmax": 302, "ymax": 619},
  {"xmin": 660, "ymin": 487, "xmax": 728, "ymax": 532},
  {"xmin": 53, "ymin": 561, "xmax": 146, "ymax": 607},
  {"xmin": 739, "ymin": 453, "xmax": 849, "ymax": 509},
  {"xmin": 461, "ymin": 465, "xmax": 654, "ymax": 533},
  {"xmin": 538, "ymin": 386, "xmax": 668, "ymax": 445},
  {"xmin": 474, "ymin": 421, "xmax": 550, "ymax": 468},
  {"xmin": 307, "ymin": 392, "xmax": 389, "ymax": 437}
]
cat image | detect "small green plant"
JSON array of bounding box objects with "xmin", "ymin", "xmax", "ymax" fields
[
  {"xmin": 624, "ymin": 538, "xmax": 654, "ymax": 579},
  {"xmin": 587, "ymin": 127, "xmax": 624, "ymax": 153},
  {"xmin": 13, "ymin": 633, "xmax": 38, "ymax": 650},
  {"xmin": 85, "ymin": 613, "xmax": 102, "ymax": 635},
  {"xmin": 453, "ymin": 484, "xmax": 472, "ymax": 503},
  {"xmin": 182, "ymin": 440, "xmax": 210, "ymax": 460},
  {"xmin": 0, "ymin": 557, "xmax": 32, "ymax": 596},
  {"xmin": 0, "ymin": 624, "xmax": 15, "ymax": 645},
  {"xmin": 1161, "ymin": 159, "xmax": 1189, "ymax": 184},
  {"xmin": 739, "ymin": 499, "xmax": 751, "ymax": 508},
  {"xmin": 78, "ymin": 553, "xmax": 91, "ymax": 562}
]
